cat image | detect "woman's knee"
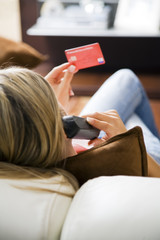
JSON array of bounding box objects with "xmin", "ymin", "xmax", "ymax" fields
[
  {"xmin": 114, "ymin": 68, "xmax": 141, "ymax": 88},
  {"xmin": 116, "ymin": 68, "xmax": 138, "ymax": 81}
]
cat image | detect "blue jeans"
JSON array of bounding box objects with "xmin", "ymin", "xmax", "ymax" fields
[{"xmin": 80, "ymin": 69, "xmax": 160, "ymax": 164}]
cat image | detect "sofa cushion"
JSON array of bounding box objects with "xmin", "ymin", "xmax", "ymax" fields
[
  {"xmin": 58, "ymin": 127, "xmax": 148, "ymax": 186},
  {"xmin": 61, "ymin": 176, "xmax": 160, "ymax": 240},
  {"xmin": 0, "ymin": 174, "xmax": 76, "ymax": 240},
  {"xmin": 0, "ymin": 36, "xmax": 47, "ymax": 68}
]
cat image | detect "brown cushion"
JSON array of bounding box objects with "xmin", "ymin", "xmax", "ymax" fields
[
  {"xmin": 0, "ymin": 37, "xmax": 47, "ymax": 68},
  {"xmin": 57, "ymin": 127, "xmax": 148, "ymax": 186}
]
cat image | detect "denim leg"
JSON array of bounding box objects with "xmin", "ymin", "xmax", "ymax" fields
[
  {"xmin": 125, "ymin": 114, "xmax": 160, "ymax": 165},
  {"xmin": 80, "ymin": 69, "xmax": 159, "ymax": 138},
  {"xmin": 80, "ymin": 69, "xmax": 140, "ymax": 118},
  {"xmin": 131, "ymin": 73, "xmax": 160, "ymax": 138}
]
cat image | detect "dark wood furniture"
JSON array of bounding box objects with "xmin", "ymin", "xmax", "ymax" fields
[{"xmin": 20, "ymin": 0, "xmax": 160, "ymax": 72}]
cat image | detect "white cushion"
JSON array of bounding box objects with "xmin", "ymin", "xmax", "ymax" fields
[
  {"xmin": 0, "ymin": 175, "xmax": 76, "ymax": 240},
  {"xmin": 61, "ymin": 176, "xmax": 160, "ymax": 240}
]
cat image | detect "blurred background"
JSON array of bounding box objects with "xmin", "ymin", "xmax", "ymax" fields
[
  {"xmin": 1, "ymin": 0, "xmax": 160, "ymax": 73},
  {"xmin": 0, "ymin": 0, "xmax": 160, "ymax": 129}
]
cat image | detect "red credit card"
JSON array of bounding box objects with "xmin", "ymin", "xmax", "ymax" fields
[{"xmin": 65, "ymin": 43, "xmax": 105, "ymax": 70}]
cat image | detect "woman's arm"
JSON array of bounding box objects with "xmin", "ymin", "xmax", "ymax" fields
[{"xmin": 45, "ymin": 63, "xmax": 77, "ymax": 111}]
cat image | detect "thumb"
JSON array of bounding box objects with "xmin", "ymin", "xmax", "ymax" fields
[{"xmin": 63, "ymin": 65, "xmax": 76, "ymax": 85}]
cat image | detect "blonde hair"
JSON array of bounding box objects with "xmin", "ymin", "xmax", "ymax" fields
[
  {"xmin": 0, "ymin": 66, "xmax": 66, "ymax": 167},
  {"xmin": 0, "ymin": 67, "xmax": 78, "ymax": 192}
]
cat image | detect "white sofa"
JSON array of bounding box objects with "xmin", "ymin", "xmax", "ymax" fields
[{"xmin": 1, "ymin": 175, "xmax": 160, "ymax": 240}]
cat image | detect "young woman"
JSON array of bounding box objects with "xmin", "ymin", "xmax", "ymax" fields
[
  {"xmin": 0, "ymin": 63, "xmax": 159, "ymax": 178},
  {"xmin": 0, "ymin": 63, "xmax": 159, "ymax": 240}
]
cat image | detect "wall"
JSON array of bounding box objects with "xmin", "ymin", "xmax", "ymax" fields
[{"xmin": 0, "ymin": 0, "xmax": 21, "ymax": 41}]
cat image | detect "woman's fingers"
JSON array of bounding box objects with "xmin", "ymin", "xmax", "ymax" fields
[
  {"xmin": 62, "ymin": 65, "xmax": 76, "ymax": 86},
  {"xmin": 58, "ymin": 65, "xmax": 76, "ymax": 98},
  {"xmin": 85, "ymin": 110, "xmax": 127, "ymax": 140},
  {"xmin": 45, "ymin": 62, "xmax": 70, "ymax": 79},
  {"xmin": 84, "ymin": 110, "xmax": 119, "ymax": 122},
  {"xmin": 88, "ymin": 138, "xmax": 106, "ymax": 147},
  {"xmin": 87, "ymin": 116, "xmax": 110, "ymax": 132},
  {"xmin": 45, "ymin": 62, "xmax": 72, "ymax": 86}
]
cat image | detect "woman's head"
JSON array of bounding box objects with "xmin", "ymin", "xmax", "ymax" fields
[{"xmin": 0, "ymin": 67, "xmax": 66, "ymax": 168}]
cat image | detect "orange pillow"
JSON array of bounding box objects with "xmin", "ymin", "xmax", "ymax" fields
[{"xmin": 0, "ymin": 37, "xmax": 47, "ymax": 68}]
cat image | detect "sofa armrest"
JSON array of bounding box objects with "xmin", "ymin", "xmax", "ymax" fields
[{"xmin": 61, "ymin": 176, "xmax": 160, "ymax": 240}]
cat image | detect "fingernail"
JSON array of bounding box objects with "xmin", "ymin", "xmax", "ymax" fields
[
  {"xmin": 68, "ymin": 65, "xmax": 76, "ymax": 73},
  {"xmin": 69, "ymin": 89, "xmax": 74, "ymax": 96},
  {"xmin": 87, "ymin": 117, "xmax": 94, "ymax": 124}
]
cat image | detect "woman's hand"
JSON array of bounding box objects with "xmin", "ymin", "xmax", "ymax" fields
[
  {"xmin": 45, "ymin": 63, "xmax": 77, "ymax": 110},
  {"xmin": 83, "ymin": 110, "xmax": 127, "ymax": 146}
]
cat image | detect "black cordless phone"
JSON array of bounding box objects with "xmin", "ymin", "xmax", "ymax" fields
[{"xmin": 62, "ymin": 116, "xmax": 100, "ymax": 140}]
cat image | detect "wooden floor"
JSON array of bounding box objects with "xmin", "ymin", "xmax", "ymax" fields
[
  {"xmin": 34, "ymin": 63, "xmax": 160, "ymax": 133},
  {"xmin": 150, "ymin": 100, "xmax": 160, "ymax": 133}
]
